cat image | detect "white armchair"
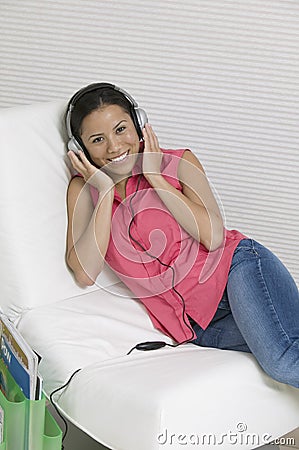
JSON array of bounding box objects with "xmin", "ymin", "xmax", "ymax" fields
[{"xmin": 0, "ymin": 101, "xmax": 298, "ymax": 450}]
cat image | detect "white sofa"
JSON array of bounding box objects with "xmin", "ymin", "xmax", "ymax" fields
[{"xmin": 0, "ymin": 101, "xmax": 298, "ymax": 450}]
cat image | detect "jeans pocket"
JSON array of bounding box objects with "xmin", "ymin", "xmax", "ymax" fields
[{"xmin": 230, "ymin": 239, "xmax": 259, "ymax": 274}]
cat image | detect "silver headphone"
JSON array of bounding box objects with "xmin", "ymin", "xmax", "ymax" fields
[{"xmin": 65, "ymin": 82, "xmax": 148, "ymax": 154}]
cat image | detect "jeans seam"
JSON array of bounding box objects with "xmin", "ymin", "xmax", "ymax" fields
[
  {"xmin": 230, "ymin": 239, "xmax": 258, "ymax": 275},
  {"xmin": 256, "ymin": 257, "xmax": 291, "ymax": 347},
  {"xmin": 251, "ymin": 238, "xmax": 259, "ymax": 256}
]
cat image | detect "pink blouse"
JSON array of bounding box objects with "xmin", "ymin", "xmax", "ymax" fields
[{"xmin": 89, "ymin": 149, "xmax": 246, "ymax": 343}]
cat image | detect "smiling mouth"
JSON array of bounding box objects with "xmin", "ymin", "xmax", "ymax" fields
[{"xmin": 108, "ymin": 151, "xmax": 129, "ymax": 163}]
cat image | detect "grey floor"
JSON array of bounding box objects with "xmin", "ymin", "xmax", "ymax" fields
[
  {"xmin": 62, "ymin": 420, "xmax": 109, "ymax": 450},
  {"xmin": 47, "ymin": 403, "xmax": 109, "ymax": 450}
]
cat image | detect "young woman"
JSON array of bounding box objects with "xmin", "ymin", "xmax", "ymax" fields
[{"xmin": 66, "ymin": 82, "xmax": 299, "ymax": 388}]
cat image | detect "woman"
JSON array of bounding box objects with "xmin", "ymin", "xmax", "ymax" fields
[{"xmin": 66, "ymin": 82, "xmax": 299, "ymax": 388}]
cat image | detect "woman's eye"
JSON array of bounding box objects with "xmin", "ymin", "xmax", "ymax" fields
[
  {"xmin": 116, "ymin": 126, "xmax": 126, "ymax": 133},
  {"xmin": 92, "ymin": 136, "xmax": 104, "ymax": 144}
]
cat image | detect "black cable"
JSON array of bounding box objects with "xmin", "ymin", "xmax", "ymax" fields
[
  {"xmin": 127, "ymin": 174, "xmax": 195, "ymax": 355},
  {"xmin": 49, "ymin": 368, "xmax": 82, "ymax": 448}
]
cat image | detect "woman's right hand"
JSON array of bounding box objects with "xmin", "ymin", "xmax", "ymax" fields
[{"xmin": 67, "ymin": 150, "xmax": 114, "ymax": 192}]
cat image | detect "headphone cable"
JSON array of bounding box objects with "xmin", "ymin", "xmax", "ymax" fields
[
  {"xmin": 49, "ymin": 368, "xmax": 82, "ymax": 448},
  {"xmin": 127, "ymin": 174, "xmax": 195, "ymax": 355}
]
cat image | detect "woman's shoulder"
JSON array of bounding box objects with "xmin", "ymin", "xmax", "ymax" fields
[
  {"xmin": 161, "ymin": 148, "xmax": 205, "ymax": 175},
  {"xmin": 161, "ymin": 148, "xmax": 203, "ymax": 167},
  {"xmin": 68, "ymin": 175, "xmax": 100, "ymax": 207},
  {"xmin": 161, "ymin": 148, "xmax": 189, "ymax": 158},
  {"xmin": 180, "ymin": 149, "xmax": 205, "ymax": 171},
  {"xmin": 68, "ymin": 174, "xmax": 85, "ymax": 190},
  {"xmin": 67, "ymin": 175, "xmax": 89, "ymax": 202}
]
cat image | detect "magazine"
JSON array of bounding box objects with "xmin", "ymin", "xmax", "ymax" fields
[{"xmin": 0, "ymin": 313, "xmax": 41, "ymax": 400}]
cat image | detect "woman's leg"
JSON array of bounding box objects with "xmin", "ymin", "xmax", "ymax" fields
[
  {"xmin": 226, "ymin": 238, "xmax": 299, "ymax": 388},
  {"xmin": 190, "ymin": 293, "xmax": 251, "ymax": 353}
]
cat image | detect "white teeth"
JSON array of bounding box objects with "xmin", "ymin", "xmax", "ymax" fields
[{"xmin": 110, "ymin": 151, "xmax": 128, "ymax": 163}]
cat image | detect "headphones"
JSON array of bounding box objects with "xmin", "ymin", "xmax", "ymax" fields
[{"xmin": 65, "ymin": 82, "xmax": 148, "ymax": 155}]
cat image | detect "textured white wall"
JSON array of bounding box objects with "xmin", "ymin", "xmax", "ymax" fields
[{"xmin": 1, "ymin": 0, "xmax": 299, "ymax": 283}]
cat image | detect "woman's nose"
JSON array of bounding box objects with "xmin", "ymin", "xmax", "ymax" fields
[{"xmin": 107, "ymin": 135, "xmax": 122, "ymax": 153}]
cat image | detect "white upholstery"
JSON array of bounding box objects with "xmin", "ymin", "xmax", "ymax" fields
[
  {"xmin": 0, "ymin": 101, "xmax": 119, "ymax": 319},
  {"xmin": 0, "ymin": 101, "xmax": 298, "ymax": 449}
]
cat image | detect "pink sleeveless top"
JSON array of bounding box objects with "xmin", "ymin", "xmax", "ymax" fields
[{"xmin": 89, "ymin": 149, "xmax": 246, "ymax": 343}]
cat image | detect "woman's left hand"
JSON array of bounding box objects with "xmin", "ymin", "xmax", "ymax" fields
[{"xmin": 142, "ymin": 123, "xmax": 163, "ymax": 181}]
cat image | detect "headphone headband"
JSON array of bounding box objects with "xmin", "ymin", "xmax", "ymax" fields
[{"xmin": 66, "ymin": 82, "xmax": 148, "ymax": 157}]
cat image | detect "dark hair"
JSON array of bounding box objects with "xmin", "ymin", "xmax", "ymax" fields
[{"xmin": 69, "ymin": 87, "xmax": 133, "ymax": 140}]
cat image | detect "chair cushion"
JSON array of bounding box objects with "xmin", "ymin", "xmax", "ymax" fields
[{"xmin": 18, "ymin": 287, "xmax": 299, "ymax": 450}]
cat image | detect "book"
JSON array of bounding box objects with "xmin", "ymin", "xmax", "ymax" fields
[{"xmin": 0, "ymin": 313, "xmax": 41, "ymax": 400}]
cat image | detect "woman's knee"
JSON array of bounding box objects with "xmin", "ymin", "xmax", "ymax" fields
[{"xmin": 258, "ymin": 347, "xmax": 299, "ymax": 389}]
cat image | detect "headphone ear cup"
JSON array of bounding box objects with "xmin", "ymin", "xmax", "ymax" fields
[
  {"xmin": 135, "ymin": 107, "xmax": 148, "ymax": 132},
  {"xmin": 68, "ymin": 137, "xmax": 83, "ymax": 153}
]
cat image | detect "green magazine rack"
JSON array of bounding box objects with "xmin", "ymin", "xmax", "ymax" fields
[{"xmin": 0, "ymin": 359, "xmax": 62, "ymax": 450}]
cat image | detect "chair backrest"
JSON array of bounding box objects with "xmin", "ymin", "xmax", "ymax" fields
[{"xmin": 0, "ymin": 101, "xmax": 119, "ymax": 320}]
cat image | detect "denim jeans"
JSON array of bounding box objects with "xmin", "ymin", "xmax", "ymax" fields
[{"xmin": 191, "ymin": 238, "xmax": 299, "ymax": 388}]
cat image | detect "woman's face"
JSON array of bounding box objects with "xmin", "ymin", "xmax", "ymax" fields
[{"xmin": 80, "ymin": 104, "xmax": 141, "ymax": 180}]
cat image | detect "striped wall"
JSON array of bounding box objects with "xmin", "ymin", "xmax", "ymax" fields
[{"xmin": 1, "ymin": 0, "xmax": 299, "ymax": 283}]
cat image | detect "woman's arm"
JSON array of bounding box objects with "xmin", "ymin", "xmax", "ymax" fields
[
  {"xmin": 66, "ymin": 151, "xmax": 115, "ymax": 286},
  {"xmin": 142, "ymin": 124, "xmax": 224, "ymax": 251}
]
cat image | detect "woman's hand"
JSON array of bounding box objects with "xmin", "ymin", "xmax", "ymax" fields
[
  {"xmin": 142, "ymin": 123, "xmax": 163, "ymax": 182},
  {"xmin": 68, "ymin": 150, "xmax": 114, "ymax": 192}
]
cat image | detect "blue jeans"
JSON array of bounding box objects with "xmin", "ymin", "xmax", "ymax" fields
[{"xmin": 191, "ymin": 239, "xmax": 299, "ymax": 388}]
